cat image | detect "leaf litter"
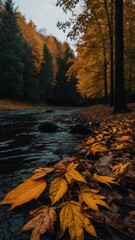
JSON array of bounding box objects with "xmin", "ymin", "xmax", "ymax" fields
[{"xmin": 0, "ymin": 103, "xmax": 135, "ymax": 240}]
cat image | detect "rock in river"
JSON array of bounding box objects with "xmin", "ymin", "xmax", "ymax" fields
[
  {"xmin": 38, "ymin": 121, "xmax": 58, "ymax": 133},
  {"xmin": 69, "ymin": 123, "xmax": 92, "ymax": 135}
]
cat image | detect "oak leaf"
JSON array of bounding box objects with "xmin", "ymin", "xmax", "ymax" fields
[
  {"xmin": 91, "ymin": 142, "xmax": 109, "ymax": 155},
  {"xmin": 31, "ymin": 167, "xmax": 54, "ymax": 180},
  {"xmin": 22, "ymin": 206, "xmax": 57, "ymax": 240},
  {"xmin": 112, "ymin": 162, "xmax": 130, "ymax": 175},
  {"xmin": 0, "ymin": 178, "xmax": 46, "ymax": 209},
  {"xmin": 49, "ymin": 178, "xmax": 68, "ymax": 205},
  {"xmin": 93, "ymin": 173, "xmax": 117, "ymax": 187},
  {"xmin": 60, "ymin": 201, "xmax": 97, "ymax": 240},
  {"xmin": 65, "ymin": 162, "xmax": 86, "ymax": 184},
  {"xmin": 79, "ymin": 186, "xmax": 110, "ymax": 211}
]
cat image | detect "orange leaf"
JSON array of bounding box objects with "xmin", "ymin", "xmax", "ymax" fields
[
  {"xmin": 65, "ymin": 162, "xmax": 86, "ymax": 184},
  {"xmin": 0, "ymin": 178, "xmax": 46, "ymax": 209},
  {"xmin": 49, "ymin": 178, "xmax": 68, "ymax": 205},
  {"xmin": 93, "ymin": 173, "xmax": 117, "ymax": 187}
]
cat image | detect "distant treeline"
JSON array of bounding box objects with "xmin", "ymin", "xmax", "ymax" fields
[{"xmin": 0, "ymin": 0, "xmax": 80, "ymax": 105}]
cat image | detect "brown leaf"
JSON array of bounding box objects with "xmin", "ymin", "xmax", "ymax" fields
[
  {"xmin": 31, "ymin": 167, "xmax": 54, "ymax": 180},
  {"xmin": 22, "ymin": 206, "xmax": 57, "ymax": 240}
]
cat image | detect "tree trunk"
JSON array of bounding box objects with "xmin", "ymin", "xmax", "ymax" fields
[{"xmin": 113, "ymin": 0, "xmax": 129, "ymax": 113}]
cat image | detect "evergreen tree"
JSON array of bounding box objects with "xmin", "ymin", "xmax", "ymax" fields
[
  {"xmin": 39, "ymin": 45, "xmax": 54, "ymax": 103},
  {"xmin": 22, "ymin": 42, "xmax": 40, "ymax": 102},
  {"xmin": 54, "ymin": 43, "xmax": 79, "ymax": 105},
  {"xmin": 0, "ymin": 0, "xmax": 24, "ymax": 98}
]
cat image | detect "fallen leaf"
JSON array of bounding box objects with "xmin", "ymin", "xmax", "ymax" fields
[
  {"xmin": 0, "ymin": 178, "xmax": 46, "ymax": 209},
  {"xmin": 96, "ymin": 134, "xmax": 104, "ymax": 141},
  {"xmin": 49, "ymin": 178, "xmax": 68, "ymax": 205},
  {"xmin": 116, "ymin": 135, "xmax": 130, "ymax": 142},
  {"xmin": 79, "ymin": 186, "xmax": 110, "ymax": 211},
  {"xmin": 113, "ymin": 144, "xmax": 125, "ymax": 150},
  {"xmin": 65, "ymin": 162, "xmax": 86, "ymax": 184},
  {"xmin": 93, "ymin": 173, "xmax": 117, "ymax": 187},
  {"xmin": 91, "ymin": 142, "xmax": 109, "ymax": 155},
  {"xmin": 112, "ymin": 162, "xmax": 130, "ymax": 175},
  {"xmin": 22, "ymin": 206, "xmax": 57, "ymax": 240},
  {"xmin": 31, "ymin": 167, "xmax": 54, "ymax": 180},
  {"xmin": 86, "ymin": 137, "xmax": 95, "ymax": 145},
  {"xmin": 60, "ymin": 201, "xmax": 97, "ymax": 240}
]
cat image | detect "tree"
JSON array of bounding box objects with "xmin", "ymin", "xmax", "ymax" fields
[
  {"xmin": 39, "ymin": 44, "xmax": 54, "ymax": 103},
  {"xmin": 54, "ymin": 42, "xmax": 79, "ymax": 105},
  {"xmin": 113, "ymin": 0, "xmax": 128, "ymax": 113},
  {"xmin": 0, "ymin": 0, "xmax": 24, "ymax": 98}
]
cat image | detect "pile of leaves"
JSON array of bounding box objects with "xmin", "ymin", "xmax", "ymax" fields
[{"xmin": 1, "ymin": 104, "xmax": 135, "ymax": 240}]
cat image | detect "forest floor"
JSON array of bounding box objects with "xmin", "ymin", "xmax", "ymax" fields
[
  {"xmin": 0, "ymin": 99, "xmax": 48, "ymax": 110},
  {"xmin": 72, "ymin": 102, "xmax": 135, "ymax": 239}
]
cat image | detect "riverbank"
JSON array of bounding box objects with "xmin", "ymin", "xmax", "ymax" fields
[{"xmin": 0, "ymin": 99, "xmax": 48, "ymax": 110}]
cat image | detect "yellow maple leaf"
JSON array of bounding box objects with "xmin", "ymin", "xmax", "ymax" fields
[
  {"xmin": 113, "ymin": 143, "xmax": 125, "ymax": 150},
  {"xmin": 65, "ymin": 162, "xmax": 86, "ymax": 184},
  {"xmin": 0, "ymin": 178, "xmax": 46, "ymax": 209},
  {"xmin": 116, "ymin": 135, "xmax": 130, "ymax": 142},
  {"xmin": 93, "ymin": 173, "xmax": 117, "ymax": 187},
  {"xmin": 112, "ymin": 162, "xmax": 130, "ymax": 175},
  {"xmin": 49, "ymin": 178, "xmax": 68, "ymax": 205},
  {"xmin": 79, "ymin": 186, "xmax": 110, "ymax": 211},
  {"xmin": 91, "ymin": 142, "xmax": 109, "ymax": 155},
  {"xmin": 22, "ymin": 206, "xmax": 57, "ymax": 240},
  {"xmin": 31, "ymin": 167, "xmax": 54, "ymax": 180},
  {"xmin": 60, "ymin": 201, "xmax": 97, "ymax": 240}
]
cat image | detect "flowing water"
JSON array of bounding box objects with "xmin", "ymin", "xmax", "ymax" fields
[{"xmin": 0, "ymin": 108, "xmax": 82, "ymax": 240}]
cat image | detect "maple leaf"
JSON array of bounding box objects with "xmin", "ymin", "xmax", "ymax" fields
[
  {"xmin": 31, "ymin": 167, "xmax": 54, "ymax": 180},
  {"xmin": 112, "ymin": 143, "xmax": 125, "ymax": 150},
  {"xmin": 22, "ymin": 206, "xmax": 57, "ymax": 240},
  {"xmin": 65, "ymin": 162, "xmax": 86, "ymax": 184},
  {"xmin": 91, "ymin": 142, "xmax": 109, "ymax": 155},
  {"xmin": 0, "ymin": 178, "xmax": 46, "ymax": 209},
  {"xmin": 116, "ymin": 135, "xmax": 130, "ymax": 142},
  {"xmin": 60, "ymin": 201, "xmax": 97, "ymax": 240},
  {"xmin": 79, "ymin": 186, "xmax": 110, "ymax": 211},
  {"xmin": 112, "ymin": 162, "xmax": 130, "ymax": 175},
  {"xmin": 49, "ymin": 178, "xmax": 68, "ymax": 205},
  {"xmin": 93, "ymin": 173, "xmax": 117, "ymax": 187}
]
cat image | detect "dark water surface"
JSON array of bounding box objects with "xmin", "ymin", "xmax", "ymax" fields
[{"xmin": 0, "ymin": 108, "xmax": 82, "ymax": 240}]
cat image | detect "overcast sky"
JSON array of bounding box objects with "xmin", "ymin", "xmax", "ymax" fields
[{"xmin": 13, "ymin": 0, "xmax": 72, "ymax": 44}]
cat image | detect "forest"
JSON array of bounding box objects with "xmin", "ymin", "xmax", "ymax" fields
[
  {"xmin": 0, "ymin": 0, "xmax": 135, "ymax": 109},
  {"xmin": 0, "ymin": 1, "xmax": 135, "ymax": 240}
]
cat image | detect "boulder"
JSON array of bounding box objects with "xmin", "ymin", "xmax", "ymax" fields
[
  {"xmin": 69, "ymin": 123, "xmax": 92, "ymax": 135},
  {"xmin": 38, "ymin": 121, "xmax": 58, "ymax": 133}
]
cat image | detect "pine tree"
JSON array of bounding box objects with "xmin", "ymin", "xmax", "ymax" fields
[
  {"xmin": 39, "ymin": 45, "xmax": 54, "ymax": 103},
  {"xmin": 0, "ymin": 0, "xmax": 24, "ymax": 98}
]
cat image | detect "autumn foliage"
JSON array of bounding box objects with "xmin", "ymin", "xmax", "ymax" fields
[{"xmin": 1, "ymin": 104, "xmax": 135, "ymax": 240}]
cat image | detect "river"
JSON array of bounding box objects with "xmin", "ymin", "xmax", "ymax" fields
[{"xmin": 0, "ymin": 108, "xmax": 82, "ymax": 240}]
